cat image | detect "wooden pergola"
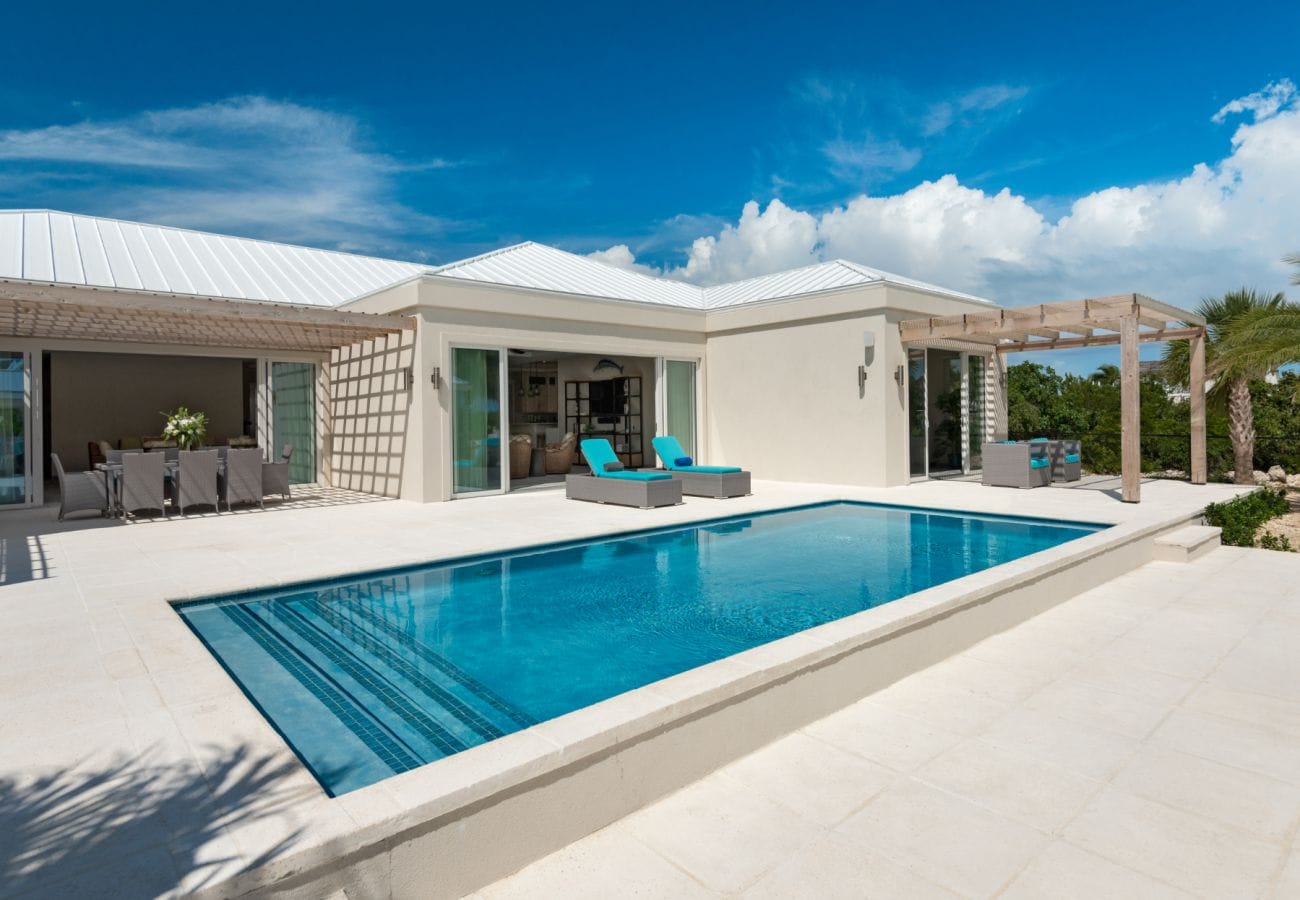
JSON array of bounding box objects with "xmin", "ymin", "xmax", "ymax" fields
[
  {"xmin": 0, "ymin": 280, "xmax": 415, "ymax": 353},
  {"xmin": 900, "ymin": 293, "xmax": 1207, "ymax": 503}
]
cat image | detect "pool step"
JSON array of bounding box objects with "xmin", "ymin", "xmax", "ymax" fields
[{"xmin": 1154, "ymin": 525, "xmax": 1222, "ymax": 563}]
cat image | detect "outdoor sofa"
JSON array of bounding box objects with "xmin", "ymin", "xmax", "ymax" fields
[
  {"xmin": 566, "ymin": 438, "xmax": 682, "ymax": 509},
  {"xmin": 981, "ymin": 440, "xmax": 1052, "ymax": 489},
  {"xmin": 651, "ymin": 435, "xmax": 752, "ymax": 498}
]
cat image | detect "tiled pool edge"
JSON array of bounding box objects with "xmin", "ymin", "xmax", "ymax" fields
[{"xmin": 190, "ymin": 506, "xmax": 1199, "ymax": 900}]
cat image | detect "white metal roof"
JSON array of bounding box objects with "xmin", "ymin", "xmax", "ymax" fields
[
  {"xmin": 430, "ymin": 241, "xmax": 705, "ymax": 307},
  {"xmin": 0, "ymin": 209, "xmax": 993, "ymax": 310},
  {"xmin": 0, "ymin": 210, "xmax": 430, "ymax": 307},
  {"xmin": 432, "ymin": 242, "xmax": 992, "ymax": 308}
]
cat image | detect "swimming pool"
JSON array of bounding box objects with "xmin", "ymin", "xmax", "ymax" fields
[{"xmin": 177, "ymin": 502, "xmax": 1104, "ymax": 795}]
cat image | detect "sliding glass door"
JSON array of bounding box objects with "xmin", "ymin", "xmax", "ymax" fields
[
  {"xmin": 907, "ymin": 349, "xmax": 928, "ymax": 479},
  {"xmin": 967, "ymin": 355, "xmax": 986, "ymax": 471},
  {"xmin": 270, "ymin": 361, "xmax": 317, "ymax": 484},
  {"xmin": 0, "ymin": 352, "xmax": 29, "ymax": 506},
  {"xmin": 906, "ymin": 349, "xmax": 990, "ymax": 479},
  {"xmin": 662, "ymin": 359, "xmax": 698, "ymax": 459},
  {"xmin": 451, "ymin": 347, "xmax": 504, "ymax": 495}
]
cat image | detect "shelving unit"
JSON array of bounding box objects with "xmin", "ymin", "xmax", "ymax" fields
[{"xmin": 565, "ymin": 376, "xmax": 643, "ymax": 467}]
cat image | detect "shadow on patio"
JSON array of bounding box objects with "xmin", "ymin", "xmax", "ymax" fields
[{"xmin": 0, "ymin": 743, "xmax": 337, "ymax": 898}]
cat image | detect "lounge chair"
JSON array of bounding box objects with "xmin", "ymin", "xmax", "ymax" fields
[
  {"xmin": 50, "ymin": 453, "xmax": 109, "ymax": 521},
  {"xmin": 566, "ymin": 439, "xmax": 682, "ymax": 509},
  {"xmin": 981, "ymin": 441, "xmax": 1051, "ymax": 489},
  {"xmin": 651, "ymin": 435, "xmax": 752, "ymax": 498}
]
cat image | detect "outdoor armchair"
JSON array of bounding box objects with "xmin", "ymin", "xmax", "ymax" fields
[
  {"xmin": 50, "ymin": 452, "xmax": 108, "ymax": 521},
  {"xmin": 981, "ymin": 441, "xmax": 1051, "ymax": 489}
]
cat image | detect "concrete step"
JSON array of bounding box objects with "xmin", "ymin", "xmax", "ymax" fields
[{"xmin": 1154, "ymin": 525, "xmax": 1222, "ymax": 563}]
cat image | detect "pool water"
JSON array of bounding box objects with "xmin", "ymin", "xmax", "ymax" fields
[{"xmin": 177, "ymin": 502, "xmax": 1103, "ymax": 795}]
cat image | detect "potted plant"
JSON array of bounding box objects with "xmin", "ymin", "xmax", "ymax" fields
[{"xmin": 161, "ymin": 406, "xmax": 209, "ymax": 450}]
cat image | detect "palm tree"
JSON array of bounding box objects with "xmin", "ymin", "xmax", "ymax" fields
[{"xmin": 1163, "ymin": 288, "xmax": 1289, "ymax": 484}]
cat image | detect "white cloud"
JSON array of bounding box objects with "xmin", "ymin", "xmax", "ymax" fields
[
  {"xmin": 1211, "ymin": 78, "xmax": 1296, "ymax": 123},
  {"xmin": 599, "ymin": 80, "xmax": 1300, "ymax": 307},
  {"xmin": 586, "ymin": 244, "xmax": 662, "ymax": 276},
  {"xmin": 0, "ymin": 96, "xmax": 455, "ymax": 254},
  {"xmin": 922, "ymin": 84, "xmax": 1030, "ymax": 136}
]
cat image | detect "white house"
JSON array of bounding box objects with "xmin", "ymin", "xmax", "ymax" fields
[{"xmin": 0, "ymin": 209, "xmax": 1006, "ymax": 508}]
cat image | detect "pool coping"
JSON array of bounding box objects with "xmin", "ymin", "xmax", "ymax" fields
[{"xmin": 184, "ymin": 496, "xmax": 1207, "ymax": 898}]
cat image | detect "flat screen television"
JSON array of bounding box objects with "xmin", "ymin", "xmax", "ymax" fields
[{"xmin": 589, "ymin": 379, "xmax": 624, "ymax": 415}]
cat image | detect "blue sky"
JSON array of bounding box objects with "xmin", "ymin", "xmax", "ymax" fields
[{"xmin": 3, "ymin": 1, "xmax": 1299, "ymax": 373}]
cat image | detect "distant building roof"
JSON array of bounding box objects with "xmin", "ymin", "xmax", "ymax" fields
[{"xmin": 0, "ymin": 209, "xmax": 994, "ymax": 311}]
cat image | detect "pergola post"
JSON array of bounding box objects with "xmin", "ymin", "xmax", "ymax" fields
[
  {"xmin": 1189, "ymin": 328, "xmax": 1207, "ymax": 484},
  {"xmin": 1120, "ymin": 312, "xmax": 1141, "ymax": 502}
]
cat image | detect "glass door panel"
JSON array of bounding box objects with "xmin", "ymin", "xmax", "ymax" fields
[
  {"xmin": 664, "ymin": 360, "xmax": 697, "ymax": 459},
  {"xmin": 452, "ymin": 348, "xmax": 503, "ymax": 494},
  {"xmin": 967, "ymin": 355, "xmax": 986, "ymax": 471},
  {"xmin": 927, "ymin": 350, "xmax": 963, "ymax": 474},
  {"xmin": 270, "ymin": 362, "xmax": 317, "ymax": 484},
  {"xmin": 907, "ymin": 349, "xmax": 927, "ymax": 478},
  {"xmin": 0, "ymin": 352, "xmax": 27, "ymax": 505}
]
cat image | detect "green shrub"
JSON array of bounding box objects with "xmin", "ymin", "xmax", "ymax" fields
[
  {"xmin": 1204, "ymin": 489, "xmax": 1290, "ymax": 547},
  {"xmin": 1256, "ymin": 532, "xmax": 1296, "ymax": 552}
]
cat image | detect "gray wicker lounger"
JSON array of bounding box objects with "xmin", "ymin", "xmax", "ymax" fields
[
  {"xmin": 567, "ymin": 439, "xmax": 683, "ymax": 509},
  {"xmin": 650, "ymin": 435, "xmax": 752, "ymax": 498}
]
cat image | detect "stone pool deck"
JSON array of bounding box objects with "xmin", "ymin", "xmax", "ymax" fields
[
  {"xmin": 0, "ymin": 477, "xmax": 1273, "ymax": 897},
  {"xmin": 476, "ymin": 542, "xmax": 1300, "ymax": 899}
]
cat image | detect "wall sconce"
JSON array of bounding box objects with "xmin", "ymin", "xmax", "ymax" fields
[
  {"xmin": 894, "ymin": 365, "xmax": 906, "ymax": 386},
  {"xmin": 430, "ymin": 366, "xmax": 441, "ymax": 388},
  {"xmin": 403, "ymin": 367, "xmax": 414, "ymax": 391},
  {"xmin": 858, "ymin": 331, "xmax": 876, "ymax": 391}
]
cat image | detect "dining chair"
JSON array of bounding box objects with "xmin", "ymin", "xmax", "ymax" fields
[
  {"xmin": 178, "ymin": 450, "xmax": 220, "ymax": 515},
  {"xmin": 121, "ymin": 452, "xmax": 167, "ymax": 519},
  {"xmin": 262, "ymin": 445, "xmax": 293, "ymax": 500},
  {"xmin": 224, "ymin": 448, "xmax": 264, "ymax": 510}
]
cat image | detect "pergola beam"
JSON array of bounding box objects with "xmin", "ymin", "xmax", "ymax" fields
[{"xmin": 993, "ymin": 326, "xmax": 1203, "ymax": 353}]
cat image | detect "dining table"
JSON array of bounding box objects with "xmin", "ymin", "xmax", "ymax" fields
[{"xmin": 95, "ymin": 457, "xmax": 228, "ymax": 518}]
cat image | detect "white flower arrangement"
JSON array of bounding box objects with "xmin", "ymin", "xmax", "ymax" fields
[{"xmin": 161, "ymin": 406, "xmax": 209, "ymax": 450}]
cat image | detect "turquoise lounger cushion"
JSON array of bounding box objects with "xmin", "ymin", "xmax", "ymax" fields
[
  {"xmin": 1029, "ymin": 458, "xmax": 1050, "ymax": 469},
  {"xmin": 605, "ymin": 470, "xmax": 672, "ymax": 482},
  {"xmin": 1030, "ymin": 437, "xmax": 1049, "ymax": 442},
  {"xmin": 652, "ymin": 434, "xmax": 744, "ymax": 473},
  {"xmin": 1064, "ymin": 453, "xmax": 1081, "ymax": 464},
  {"xmin": 581, "ymin": 438, "xmax": 672, "ymax": 481}
]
